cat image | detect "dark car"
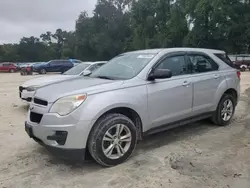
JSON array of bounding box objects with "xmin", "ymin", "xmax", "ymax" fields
[
  {"xmin": 229, "ymin": 54, "xmax": 250, "ymax": 71},
  {"xmin": 33, "ymin": 60, "xmax": 74, "ymax": 74},
  {"xmin": 0, "ymin": 62, "xmax": 17, "ymax": 73}
]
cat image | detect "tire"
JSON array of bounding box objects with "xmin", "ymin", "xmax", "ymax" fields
[
  {"xmin": 9, "ymin": 69, "xmax": 15, "ymax": 73},
  {"xmin": 212, "ymin": 94, "xmax": 236, "ymax": 126},
  {"xmin": 88, "ymin": 113, "xmax": 137, "ymax": 167},
  {"xmin": 40, "ymin": 69, "xmax": 46, "ymax": 74},
  {"xmin": 61, "ymin": 69, "xmax": 67, "ymax": 74},
  {"xmin": 241, "ymin": 67, "xmax": 246, "ymax": 72}
]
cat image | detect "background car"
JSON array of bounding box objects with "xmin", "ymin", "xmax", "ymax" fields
[
  {"xmin": 32, "ymin": 60, "xmax": 74, "ymax": 74},
  {"xmin": 19, "ymin": 61, "xmax": 107, "ymax": 102},
  {"xmin": 0, "ymin": 62, "xmax": 17, "ymax": 73},
  {"xmin": 229, "ymin": 54, "xmax": 250, "ymax": 71},
  {"xmin": 69, "ymin": 59, "xmax": 83, "ymax": 66}
]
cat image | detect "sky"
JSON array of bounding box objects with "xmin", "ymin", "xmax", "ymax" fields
[{"xmin": 0, "ymin": 0, "xmax": 97, "ymax": 44}]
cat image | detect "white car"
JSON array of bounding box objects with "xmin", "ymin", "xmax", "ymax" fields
[{"xmin": 19, "ymin": 61, "xmax": 106, "ymax": 102}]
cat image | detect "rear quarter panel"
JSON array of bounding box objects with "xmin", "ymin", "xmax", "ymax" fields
[{"xmin": 216, "ymin": 68, "xmax": 240, "ymax": 105}]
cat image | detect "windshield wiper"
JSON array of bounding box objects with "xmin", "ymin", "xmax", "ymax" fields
[{"xmin": 95, "ymin": 76, "xmax": 114, "ymax": 80}]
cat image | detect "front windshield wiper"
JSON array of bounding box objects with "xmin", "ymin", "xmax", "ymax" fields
[{"xmin": 95, "ymin": 76, "xmax": 114, "ymax": 80}]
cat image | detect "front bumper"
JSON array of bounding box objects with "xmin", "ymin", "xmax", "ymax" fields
[{"xmin": 25, "ymin": 121, "xmax": 86, "ymax": 160}]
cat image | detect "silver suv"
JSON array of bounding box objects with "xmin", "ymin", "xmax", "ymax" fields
[{"xmin": 25, "ymin": 48, "xmax": 240, "ymax": 166}]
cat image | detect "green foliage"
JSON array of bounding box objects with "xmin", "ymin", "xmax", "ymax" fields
[{"xmin": 1, "ymin": 0, "xmax": 250, "ymax": 62}]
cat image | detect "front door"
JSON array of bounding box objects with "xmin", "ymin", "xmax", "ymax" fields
[
  {"xmin": 186, "ymin": 52, "xmax": 223, "ymax": 115},
  {"xmin": 147, "ymin": 53, "xmax": 193, "ymax": 131}
]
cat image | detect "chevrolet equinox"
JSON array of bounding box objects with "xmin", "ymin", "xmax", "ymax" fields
[{"xmin": 25, "ymin": 48, "xmax": 240, "ymax": 166}]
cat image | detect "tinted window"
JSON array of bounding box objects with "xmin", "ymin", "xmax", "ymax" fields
[
  {"xmin": 49, "ymin": 61, "xmax": 61, "ymax": 65},
  {"xmin": 49, "ymin": 60, "xmax": 71, "ymax": 66},
  {"xmin": 187, "ymin": 55, "xmax": 218, "ymax": 73},
  {"xmin": 155, "ymin": 55, "xmax": 186, "ymax": 76},
  {"xmin": 3, "ymin": 63, "xmax": 10, "ymax": 66},
  {"xmin": 62, "ymin": 60, "xmax": 72, "ymax": 65},
  {"xmin": 215, "ymin": 53, "xmax": 235, "ymax": 68}
]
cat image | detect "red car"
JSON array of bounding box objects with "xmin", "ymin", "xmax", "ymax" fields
[{"xmin": 0, "ymin": 62, "xmax": 17, "ymax": 73}]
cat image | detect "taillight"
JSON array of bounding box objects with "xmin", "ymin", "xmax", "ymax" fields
[{"xmin": 237, "ymin": 70, "xmax": 241, "ymax": 80}]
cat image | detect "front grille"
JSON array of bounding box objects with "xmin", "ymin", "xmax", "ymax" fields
[
  {"xmin": 34, "ymin": 98, "xmax": 48, "ymax": 106},
  {"xmin": 30, "ymin": 112, "xmax": 43, "ymax": 123}
]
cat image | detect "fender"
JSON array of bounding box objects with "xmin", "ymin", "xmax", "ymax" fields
[{"xmin": 213, "ymin": 79, "xmax": 228, "ymax": 111}]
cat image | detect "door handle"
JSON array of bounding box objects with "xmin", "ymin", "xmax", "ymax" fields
[
  {"xmin": 182, "ymin": 81, "xmax": 191, "ymax": 86},
  {"xmin": 214, "ymin": 74, "xmax": 220, "ymax": 79}
]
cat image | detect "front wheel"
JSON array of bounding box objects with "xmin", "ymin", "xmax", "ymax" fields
[
  {"xmin": 212, "ymin": 94, "xmax": 236, "ymax": 126},
  {"xmin": 9, "ymin": 69, "xmax": 15, "ymax": 73},
  {"xmin": 88, "ymin": 114, "xmax": 137, "ymax": 167}
]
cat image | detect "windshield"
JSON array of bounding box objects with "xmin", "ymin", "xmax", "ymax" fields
[
  {"xmin": 90, "ymin": 53, "xmax": 156, "ymax": 80},
  {"xmin": 63, "ymin": 63, "xmax": 90, "ymax": 75}
]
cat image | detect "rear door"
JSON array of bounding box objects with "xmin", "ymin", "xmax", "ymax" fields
[
  {"xmin": 48, "ymin": 61, "xmax": 61, "ymax": 72},
  {"xmin": 64, "ymin": 60, "xmax": 73, "ymax": 70},
  {"xmin": 186, "ymin": 52, "xmax": 222, "ymax": 115}
]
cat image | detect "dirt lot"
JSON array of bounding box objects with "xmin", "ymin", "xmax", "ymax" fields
[{"xmin": 1, "ymin": 73, "xmax": 250, "ymax": 188}]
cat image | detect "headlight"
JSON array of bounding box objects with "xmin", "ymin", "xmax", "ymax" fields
[
  {"xmin": 49, "ymin": 94, "xmax": 87, "ymax": 116},
  {"xmin": 26, "ymin": 86, "xmax": 39, "ymax": 92}
]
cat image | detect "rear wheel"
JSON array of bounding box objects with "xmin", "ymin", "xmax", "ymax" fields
[
  {"xmin": 40, "ymin": 69, "xmax": 46, "ymax": 74},
  {"xmin": 61, "ymin": 68, "xmax": 67, "ymax": 74},
  {"xmin": 240, "ymin": 66, "xmax": 246, "ymax": 72},
  {"xmin": 88, "ymin": 113, "xmax": 137, "ymax": 167},
  {"xmin": 212, "ymin": 94, "xmax": 236, "ymax": 126}
]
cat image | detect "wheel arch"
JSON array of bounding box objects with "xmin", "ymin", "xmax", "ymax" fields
[
  {"xmin": 90, "ymin": 107, "xmax": 143, "ymax": 141},
  {"xmin": 223, "ymin": 88, "xmax": 238, "ymax": 102},
  {"xmin": 84, "ymin": 106, "xmax": 143, "ymax": 160}
]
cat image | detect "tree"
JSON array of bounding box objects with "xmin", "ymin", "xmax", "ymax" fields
[{"xmin": 1, "ymin": 0, "xmax": 250, "ymax": 62}]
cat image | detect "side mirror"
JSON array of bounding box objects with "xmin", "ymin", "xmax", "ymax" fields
[
  {"xmin": 148, "ymin": 69, "xmax": 172, "ymax": 80},
  {"xmin": 82, "ymin": 70, "xmax": 92, "ymax": 76}
]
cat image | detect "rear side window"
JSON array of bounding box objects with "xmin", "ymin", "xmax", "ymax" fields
[
  {"xmin": 186, "ymin": 55, "xmax": 219, "ymax": 73},
  {"xmin": 62, "ymin": 60, "xmax": 72, "ymax": 66},
  {"xmin": 214, "ymin": 53, "xmax": 235, "ymax": 68},
  {"xmin": 50, "ymin": 61, "xmax": 60, "ymax": 65}
]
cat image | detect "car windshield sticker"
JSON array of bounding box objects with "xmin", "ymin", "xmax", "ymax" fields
[{"xmin": 137, "ymin": 55, "xmax": 154, "ymax": 59}]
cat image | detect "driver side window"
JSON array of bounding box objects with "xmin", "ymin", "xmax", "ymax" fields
[{"xmin": 155, "ymin": 55, "xmax": 186, "ymax": 76}]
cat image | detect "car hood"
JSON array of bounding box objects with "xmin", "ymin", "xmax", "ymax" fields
[
  {"xmin": 22, "ymin": 75, "xmax": 77, "ymax": 87},
  {"xmin": 35, "ymin": 77, "xmax": 124, "ymax": 103}
]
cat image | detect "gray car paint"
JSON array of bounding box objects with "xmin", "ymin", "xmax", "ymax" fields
[{"xmin": 26, "ymin": 48, "xmax": 240, "ymax": 151}]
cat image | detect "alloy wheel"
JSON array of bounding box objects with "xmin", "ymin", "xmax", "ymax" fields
[
  {"xmin": 102, "ymin": 124, "xmax": 132, "ymax": 160},
  {"xmin": 221, "ymin": 99, "xmax": 233, "ymax": 121}
]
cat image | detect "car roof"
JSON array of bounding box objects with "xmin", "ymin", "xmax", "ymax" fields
[{"xmin": 124, "ymin": 48, "xmax": 225, "ymax": 55}]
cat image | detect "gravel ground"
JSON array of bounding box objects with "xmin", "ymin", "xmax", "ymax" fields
[{"xmin": 1, "ymin": 72, "xmax": 250, "ymax": 188}]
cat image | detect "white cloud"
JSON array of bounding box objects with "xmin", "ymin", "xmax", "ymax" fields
[{"xmin": 0, "ymin": 0, "xmax": 97, "ymax": 44}]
